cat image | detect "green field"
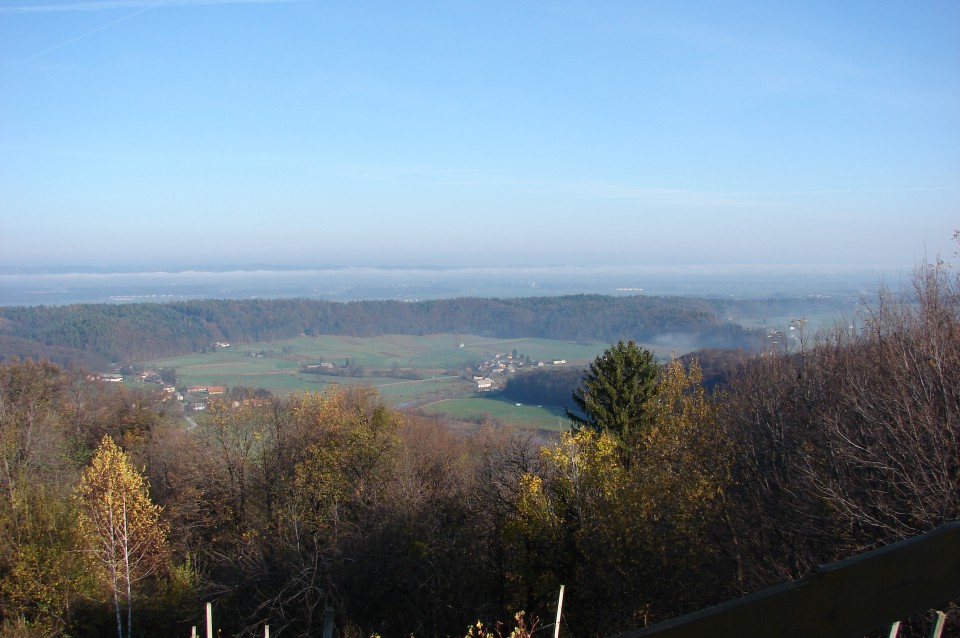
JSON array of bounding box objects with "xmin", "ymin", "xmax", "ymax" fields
[
  {"xmin": 141, "ymin": 333, "xmax": 718, "ymax": 430},
  {"xmin": 144, "ymin": 334, "xmax": 611, "ymax": 404},
  {"xmin": 418, "ymin": 397, "xmax": 572, "ymax": 431}
]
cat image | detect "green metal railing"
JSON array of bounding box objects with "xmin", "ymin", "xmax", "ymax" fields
[{"xmin": 614, "ymin": 522, "xmax": 960, "ymax": 638}]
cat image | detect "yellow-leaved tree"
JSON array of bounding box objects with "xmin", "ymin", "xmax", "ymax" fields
[
  {"xmin": 74, "ymin": 435, "xmax": 168, "ymax": 638},
  {"xmin": 639, "ymin": 357, "xmax": 731, "ymax": 539},
  {"xmin": 506, "ymin": 357, "xmax": 732, "ymax": 634}
]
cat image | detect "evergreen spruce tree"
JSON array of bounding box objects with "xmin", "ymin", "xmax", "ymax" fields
[{"xmin": 567, "ymin": 340, "xmax": 660, "ymax": 448}]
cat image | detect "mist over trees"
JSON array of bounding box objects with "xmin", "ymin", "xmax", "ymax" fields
[{"xmin": 0, "ymin": 258, "xmax": 957, "ymax": 636}]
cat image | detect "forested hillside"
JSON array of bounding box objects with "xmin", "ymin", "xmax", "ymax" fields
[
  {"xmin": 1, "ymin": 263, "xmax": 957, "ymax": 637},
  {"xmin": 0, "ymin": 295, "xmax": 759, "ymax": 369},
  {"xmin": 501, "ymin": 366, "xmax": 586, "ymax": 411}
]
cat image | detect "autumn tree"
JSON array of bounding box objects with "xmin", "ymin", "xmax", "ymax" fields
[
  {"xmin": 507, "ymin": 429, "xmax": 635, "ymax": 632},
  {"xmin": 0, "ymin": 486, "xmax": 95, "ymax": 637},
  {"xmin": 74, "ymin": 435, "xmax": 168, "ymax": 638},
  {"xmin": 806, "ymin": 260, "xmax": 960, "ymax": 543},
  {"xmin": 0, "ymin": 360, "xmax": 95, "ymax": 635},
  {"xmin": 511, "ymin": 357, "xmax": 731, "ymax": 635},
  {"xmin": 280, "ymin": 388, "xmax": 402, "ymax": 633},
  {"xmin": 634, "ymin": 358, "xmax": 733, "ymax": 609},
  {"xmin": 640, "ymin": 358, "xmax": 730, "ymax": 524},
  {"xmin": 718, "ymin": 247, "xmax": 960, "ymax": 636},
  {"xmin": 200, "ymin": 396, "xmax": 266, "ymax": 534},
  {"xmin": 567, "ymin": 339, "xmax": 659, "ymax": 452}
]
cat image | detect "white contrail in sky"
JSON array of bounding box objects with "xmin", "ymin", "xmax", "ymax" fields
[
  {"xmin": 1, "ymin": 0, "xmax": 312, "ymax": 13},
  {"xmin": 9, "ymin": 4, "xmax": 156, "ymax": 64},
  {"xmin": 4, "ymin": 0, "xmax": 313, "ymax": 65}
]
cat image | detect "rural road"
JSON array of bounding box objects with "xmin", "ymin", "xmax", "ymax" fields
[{"xmin": 374, "ymin": 375, "xmax": 459, "ymax": 387}]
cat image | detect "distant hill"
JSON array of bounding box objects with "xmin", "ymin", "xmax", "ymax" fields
[{"xmin": 0, "ymin": 295, "xmax": 772, "ymax": 369}]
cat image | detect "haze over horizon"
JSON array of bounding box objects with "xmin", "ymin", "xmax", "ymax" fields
[{"xmin": 2, "ymin": 1, "xmax": 958, "ymax": 272}]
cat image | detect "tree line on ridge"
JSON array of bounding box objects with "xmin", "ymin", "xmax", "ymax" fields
[
  {"xmin": 0, "ymin": 294, "xmax": 849, "ymax": 370},
  {"xmin": 0, "ymin": 263, "xmax": 955, "ymax": 637}
]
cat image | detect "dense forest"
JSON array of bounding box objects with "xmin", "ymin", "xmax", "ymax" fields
[
  {"xmin": 1, "ymin": 265, "xmax": 956, "ymax": 637},
  {"xmin": 501, "ymin": 366, "xmax": 586, "ymax": 411},
  {"xmin": 499, "ymin": 348, "xmax": 751, "ymax": 411},
  {"xmin": 0, "ymin": 293, "xmax": 852, "ymax": 370}
]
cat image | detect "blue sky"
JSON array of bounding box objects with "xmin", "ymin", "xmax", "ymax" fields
[{"xmin": 1, "ymin": 0, "xmax": 957, "ymax": 271}]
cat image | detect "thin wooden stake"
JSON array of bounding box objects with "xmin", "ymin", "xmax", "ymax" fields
[
  {"xmin": 554, "ymin": 585, "xmax": 565, "ymax": 638},
  {"xmin": 930, "ymin": 611, "xmax": 946, "ymax": 638},
  {"xmin": 206, "ymin": 603, "xmax": 213, "ymax": 638},
  {"xmin": 322, "ymin": 606, "xmax": 335, "ymax": 638},
  {"xmin": 888, "ymin": 621, "xmax": 900, "ymax": 638}
]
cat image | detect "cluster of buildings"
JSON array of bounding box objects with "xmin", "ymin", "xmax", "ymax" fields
[
  {"xmin": 89, "ymin": 368, "xmax": 226, "ymax": 411},
  {"xmin": 471, "ymin": 352, "xmax": 568, "ymax": 391}
]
